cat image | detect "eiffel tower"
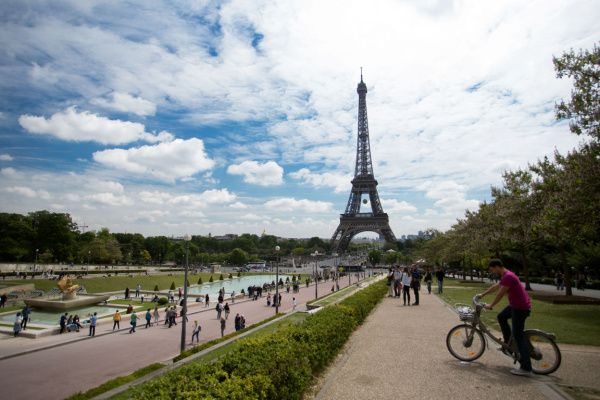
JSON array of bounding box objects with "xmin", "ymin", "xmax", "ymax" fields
[{"xmin": 331, "ymin": 72, "xmax": 396, "ymax": 252}]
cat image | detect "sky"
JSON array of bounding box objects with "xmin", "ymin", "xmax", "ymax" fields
[{"xmin": 0, "ymin": 0, "xmax": 598, "ymax": 239}]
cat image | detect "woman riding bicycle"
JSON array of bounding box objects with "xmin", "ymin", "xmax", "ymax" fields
[{"xmin": 478, "ymin": 258, "xmax": 532, "ymax": 377}]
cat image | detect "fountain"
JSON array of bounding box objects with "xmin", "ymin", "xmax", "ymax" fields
[{"xmin": 24, "ymin": 276, "xmax": 110, "ymax": 311}]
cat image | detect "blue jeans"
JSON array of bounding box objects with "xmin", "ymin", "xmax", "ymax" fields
[
  {"xmin": 437, "ymin": 280, "xmax": 443, "ymax": 293},
  {"xmin": 497, "ymin": 306, "xmax": 531, "ymax": 371}
]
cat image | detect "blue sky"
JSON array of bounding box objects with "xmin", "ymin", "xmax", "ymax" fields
[{"xmin": 0, "ymin": 0, "xmax": 598, "ymax": 238}]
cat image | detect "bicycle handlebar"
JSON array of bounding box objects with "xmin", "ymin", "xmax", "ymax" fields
[{"xmin": 472, "ymin": 295, "xmax": 487, "ymax": 310}]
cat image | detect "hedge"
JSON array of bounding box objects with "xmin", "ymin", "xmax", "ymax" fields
[{"xmin": 127, "ymin": 280, "xmax": 387, "ymax": 399}]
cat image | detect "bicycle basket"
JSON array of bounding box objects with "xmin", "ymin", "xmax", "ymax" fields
[{"xmin": 455, "ymin": 304, "xmax": 475, "ymax": 322}]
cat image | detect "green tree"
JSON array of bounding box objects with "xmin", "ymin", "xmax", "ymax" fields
[
  {"xmin": 228, "ymin": 248, "xmax": 249, "ymax": 267},
  {"xmin": 383, "ymin": 251, "xmax": 397, "ymax": 265},
  {"xmin": 367, "ymin": 250, "xmax": 381, "ymax": 267},
  {"xmin": 554, "ymin": 44, "xmax": 600, "ymax": 141}
]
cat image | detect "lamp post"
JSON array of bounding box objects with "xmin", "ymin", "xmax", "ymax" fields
[
  {"xmin": 34, "ymin": 248, "xmax": 39, "ymax": 275},
  {"xmin": 311, "ymin": 251, "xmax": 318, "ymax": 299},
  {"xmin": 275, "ymin": 246, "xmax": 280, "ymax": 314},
  {"xmin": 180, "ymin": 234, "xmax": 191, "ymax": 354},
  {"xmin": 87, "ymin": 251, "xmax": 91, "ymax": 268}
]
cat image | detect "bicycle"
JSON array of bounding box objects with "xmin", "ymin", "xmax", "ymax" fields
[{"xmin": 446, "ymin": 296, "xmax": 561, "ymax": 375}]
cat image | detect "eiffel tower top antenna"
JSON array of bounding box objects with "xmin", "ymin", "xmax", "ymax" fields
[{"xmin": 360, "ymin": 67, "xmax": 363, "ymax": 82}]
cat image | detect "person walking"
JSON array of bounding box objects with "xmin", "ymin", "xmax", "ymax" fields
[
  {"xmin": 153, "ymin": 306, "xmax": 160, "ymax": 325},
  {"xmin": 393, "ymin": 267, "xmax": 402, "ymax": 298},
  {"xmin": 267, "ymin": 293, "xmax": 271, "ymax": 307},
  {"xmin": 401, "ymin": 267, "xmax": 412, "ymax": 306},
  {"xmin": 435, "ymin": 268, "xmax": 445, "ymax": 294},
  {"xmin": 21, "ymin": 305, "xmax": 31, "ymax": 330},
  {"xmin": 478, "ymin": 259, "xmax": 533, "ymax": 376},
  {"xmin": 220, "ymin": 317, "xmax": 226, "ymax": 337},
  {"xmin": 231, "ymin": 291, "xmax": 235, "ymax": 303},
  {"xmin": 234, "ymin": 313, "xmax": 241, "ymax": 331},
  {"xmin": 124, "ymin": 287, "xmax": 130, "ymax": 299},
  {"xmin": 191, "ymin": 320, "xmax": 201, "ymax": 344},
  {"xmin": 411, "ymin": 267, "xmax": 421, "ymax": 306},
  {"xmin": 0, "ymin": 293, "xmax": 7, "ymax": 308},
  {"xmin": 112, "ymin": 310, "xmax": 121, "ymax": 330},
  {"xmin": 89, "ymin": 312, "xmax": 97, "ymax": 337},
  {"xmin": 205, "ymin": 294, "xmax": 210, "ymax": 308},
  {"xmin": 424, "ymin": 269, "xmax": 433, "ymax": 294},
  {"xmin": 59, "ymin": 312, "xmax": 68, "ymax": 334},
  {"xmin": 129, "ymin": 312, "xmax": 138, "ymax": 333},
  {"xmin": 144, "ymin": 309, "xmax": 152, "ymax": 328},
  {"xmin": 216, "ymin": 302, "xmax": 222, "ymax": 319},
  {"xmin": 387, "ymin": 268, "xmax": 394, "ymax": 297},
  {"xmin": 13, "ymin": 312, "xmax": 22, "ymax": 337},
  {"xmin": 167, "ymin": 307, "xmax": 174, "ymax": 328},
  {"xmin": 224, "ymin": 303, "xmax": 230, "ymax": 319},
  {"xmin": 135, "ymin": 283, "xmax": 141, "ymax": 297},
  {"xmin": 293, "ymin": 297, "xmax": 297, "ymax": 311}
]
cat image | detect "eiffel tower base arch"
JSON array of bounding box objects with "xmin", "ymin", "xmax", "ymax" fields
[{"xmin": 331, "ymin": 215, "xmax": 396, "ymax": 253}]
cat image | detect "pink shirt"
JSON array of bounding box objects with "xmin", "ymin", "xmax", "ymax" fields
[{"xmin": 500, "ymin": 270, "xmax": 531, "ymax": 310}]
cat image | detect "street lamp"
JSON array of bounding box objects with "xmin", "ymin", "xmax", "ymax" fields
[
  {"xmin": 34, "ymin": 248, "xmax": 39, "ymax": 275},
  {"xmin": 87, "ymin": 250, "xmax": 91, "ymax": 268},
  {"xmin": 275, "ymin": 246, "xmax": 280, "ymax": 314},
  {"xmin": 311, "ymin": 251, "xmax": 319, "ymax": 299},
  {"xmin": 180, "ymin": 234, "xmax": 191, "ymax": 354}
]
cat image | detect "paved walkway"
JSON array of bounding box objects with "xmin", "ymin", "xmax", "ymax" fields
[
  {"xmin": 311, "ymin": 292, "xmax": 600, "ymax": 400},
  {"xmin": 0, "ymin": 276, "xmax": 362, "ymax": 400}
]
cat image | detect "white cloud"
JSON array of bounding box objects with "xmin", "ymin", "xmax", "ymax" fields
[
  {"xmin": 1, "ymin": 168, "xmax": 18, "ymax": 177},
  {"xmin": 85, "ymin": 192, "xmax": 133, "ymax": 206},
  {"xmin": 264, "ymin": 197, "xmax": 332, "ymax": 213},
  {"xmin": 419, "ymin": 180, "xmax": 480, "ymax": 214},
  {"xmin": 0, "ymin": 154, "xmax": 13, "ymax": 161},
  {"xmin": 19, "ymin": 107, "xmax": 172, "ymax": 145},
  {"xmin": 239, "ymin": 213, "xmax": 263, "ymax": 221},
  {"xmin": 93, "ymin": 138, "xmax": 214, "ymax": 182},
  {"xmin": 6, "ymin": 186, "xmax": 51, "ymax": 200},
  {"xmin": 289, "ymin": 168, "xmax": 350, "ymax": 193},
  {"xmin": 227, "ymin": 160, "xmax": 284, "ymax": 186},
  {"xmin": 230, "ymin": 201, "xmax": 248, "ymax": 209},
  {"xmin": 381, "ymin": 199, "xmax": 418, "ymax": 214},
  {"xmin": 92, "ymin": 92, "xmax": 157, "ymax": 116}
]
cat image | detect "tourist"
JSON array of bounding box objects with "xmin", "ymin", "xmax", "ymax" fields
[
  {"xmin": 555, "ymin": 272, "xmax": 564, "ymax": 291},
  {"xmin": 435, "ymin": 268, "xmax": 445, "ymax": 294},
  {"xmin": 205, "ymin": 294, "xmax": 210, "ymax": 308},
  {"xmin": 267, "ymin": 293, "xmax": 271, "ymax": 307},
  {"xmin": 126, "ymin": 304, "xmax": 133, "ymax": 314},
  {"xmin": 240, "ymin": 314, "xmax": 246, "ymax": 329},
  {"xmin": 411, "ymin": 267, "xmax": 421, "ymax": 305},
  {"xmin": 13, "ymin": 312, "xmax": 22, "ymax": 337},
  {"xmin": 21, "ymin": 305, "xmax": 31, "ymax": 330},
  {"xmin": 129, "ymin": 312, "xmax": 137, "ymax": 333},
  {"xmin": 231, "ymin": 291, "xmax": 235, "ymax": 303},
  {"xmin": 393, "ymin": 266, "xmax": 402, "ymax": 298},
  {"xmin": 124, "ymin": 287, "xmax": 130, "ymax": 299},
  {"xmin": 152, "ymin": 294, "xmax": 159, "ymax": 303},
  {"xmin": 478, "ymin": 259, "xmax": 533, "ymax": 376},
  {"xmin": 293, "ymin": 297, "xmax": 297, "ymax": 310},
  {"xmin": 220, "ymin": 317, "xmax": 226, "ymax": 337},
  {"xmin": 178, "ymin": 287, "xmax": 182, "ymax": 301},
  {"xmin": 224, "ymin": 302, "xmax": 230, "ymax": 319},
  {"xmin": 113, "ymin": 310, "xmax": 121, "ymax": 330},
  {"xmin": 145, "ymin": 309, "xmax": 152, "ymax": 328},
  {"xmin": 234, "ymin": 313, "xmax": 241, "ymax": 331},
  {"xmin": 0, "ymin": 293, "xmax": 7, "ymax": 308},
  {"xmin": 89, "ymin": 312, "xmax": 97, "ymax": 336},
  {"xmin": 59, "ymin": 312, "xmax": 68, "ymax": 334},
  {"xmin": 180, "ymin": 306, "xmax": 188, "ymax": 323},
  {"xmin": 140, "ymin": 294, "xmax": 144, "ymax": 303},
  {"xmin": 216, "ymin": 302, "xmax": 222, "ymax": 320},
  {"xmin": 72, "ymin": 315, "xmax": 82, "ymax": 332},
  {"xmin": 153, "ymin": 306, "xmax": 160, "ymax": 325},
  {"xmin": 164, "ymin": 306, "xmax": 170, "ymax": 325},
  {"xmin": 424, "ymin": 269, "xmax": 433, "ymax": 294},
  {"xmin": 401, "ymin": 267, "xmax": 412, "ymax": 306},
  {"xmin": 191, "ymin": 320, "xmax": 201, "ymax": 344}
]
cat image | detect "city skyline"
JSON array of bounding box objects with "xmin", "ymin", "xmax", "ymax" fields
[{"xmin": 0, "ymin": 0, "xmax": 598, "ymax": 238}]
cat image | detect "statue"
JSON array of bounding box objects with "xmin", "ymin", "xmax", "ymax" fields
[{"xmin": 57, "ymin": 276, "xmax": 80, "ymax": 300}]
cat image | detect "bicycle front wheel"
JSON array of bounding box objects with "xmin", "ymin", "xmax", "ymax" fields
[
  {"xmin": 525, "ymin": 330, "xmax": 562, "ymax": 375},
  {"xmin": 446, "ymin": 324, "xmax": 486, "ymax": 362}
]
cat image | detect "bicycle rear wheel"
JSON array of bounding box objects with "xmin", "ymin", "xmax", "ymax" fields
[
  {"xmin": 525, "ymin": 330, "xmax": 561, "ymax": 375},
  {"xmin": 446, "ymin": 324, "xmax": 486, "ymax": 362}
]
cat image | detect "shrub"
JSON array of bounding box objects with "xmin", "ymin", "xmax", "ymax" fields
[
  {"xmin": 228, "ymin": 273, "xmax": 233, "ymax": 279},
  {"xmin": 237, "ymin": 271, "xmax": 241, "ymax": 277},
  {"xmin": 209, "ymin": 276, "xmax": 214, "ymax": 283},
  {"xmin": 219, "ymin": 274, "xmax": 224, "ymax": 280},
  {"xmin": 128, "ymin": 280, "xmax": 387, "ymax": 400},
  {"xmin": 169, "ymin": 282, "xmax": 176, "ymax": 290},
  {"xmin": 153, "ymin": 284, "xmax": 159, "ymax": 292},
  {"xmin": 197, "ymin": 277, "xmax": 203, "ymax": 285},
  {"xmin": 157, "ymin": 297, "xmax": 168, "ymax": 305}
]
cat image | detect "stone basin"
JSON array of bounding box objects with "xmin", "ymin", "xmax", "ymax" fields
[{"xmin": 24, "ymin": 294, "xmax": 111, "ymax": 311}]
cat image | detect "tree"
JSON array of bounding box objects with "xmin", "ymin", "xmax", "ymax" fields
[
  {"xmin": 383, "ymin": 251, "xmax": 397, "ymax": 265},
  {"xmin": 169, "ymin": 282, "xmax": 176, "ymax": 290},
  {"xmin": 197, "ymin": 277, "xmax": 203, "ymax": 285},
  {"xmin": 228, "ymin": 248, "xmax": 249, "ymax": 267},
  {"xmin": 554, "ymin": 44, "xmax": 600, "ymax": 141},
  {"xmin": 367, "ymin": 250, "xmax": 381, "ymax": 267}
]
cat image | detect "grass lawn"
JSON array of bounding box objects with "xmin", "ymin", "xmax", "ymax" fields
[
  {"xmin": 438, "ymin": 287, "xmax": 600, "ymax": 347},
  {"xmin": 3, "ymin": 272, "xmax": 293, "ymax": 294}
]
